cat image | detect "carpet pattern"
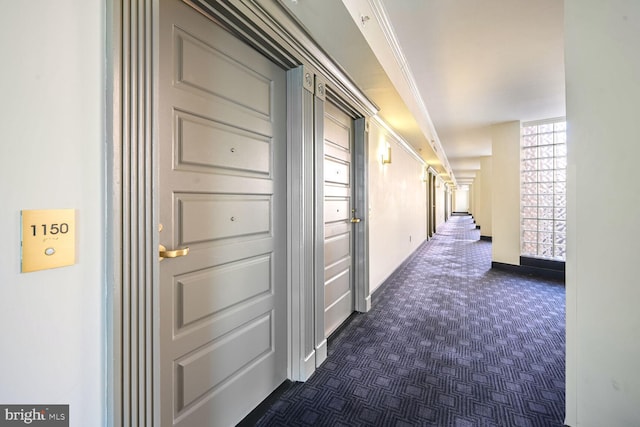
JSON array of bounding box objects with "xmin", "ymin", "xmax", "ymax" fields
[{"xmin": 256, "ymin": 215, "xmax": 565, "ymax": 426}]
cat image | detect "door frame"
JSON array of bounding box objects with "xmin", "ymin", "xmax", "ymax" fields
[
  {"xmin": 107, "ymin": 0, "xmax": 376, "ymax": 424},
  {"xmin": 353, "ymin": 117, "xmax": 371, "ymax": 312},
  {"xmin": 319, "ymin": 93, "xmax": 371, "ymax": 315},
  {"xmin": 429, "ymin": 168, "xmax": 437, "ymax": 236},
  {"xmin": 107, "ymin": 1, "xmax": 158, "ymax": 425},
  {"xmin": 313, "ymin": 90, "xmax": 371, "ymax": 368}
]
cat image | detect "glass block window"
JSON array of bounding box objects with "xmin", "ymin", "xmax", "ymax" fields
[{"xmin": 521, "ymin": 119, "xmax": 566, "ymax": 261}]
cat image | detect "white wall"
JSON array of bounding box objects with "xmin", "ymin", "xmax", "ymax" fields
[
  {"xmin": 491, "ymin": 122, "xmax": 521, "ymax": 265},
  {"xmin": 0, "ymin": 2, "xmax": 105, "ymax": 426},
  {"xmin": 368, "ymin": 120, "xmax": 427, "ymax": 293},
  {"xmin": 565, "ymin": 1, "xmax": 640, "ymax": 425},
  {"xmin": 454, "ymin": 188, "xmax": 470, "ymax": 212}
]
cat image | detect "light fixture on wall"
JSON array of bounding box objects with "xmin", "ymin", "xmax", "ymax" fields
[
  {"xmin": 381, "ymin": 142, "xmax": 392, "ymax": 164},
  {"xmin": 422, "ymin": 165, "xmax": 429, "ymax": 182}
]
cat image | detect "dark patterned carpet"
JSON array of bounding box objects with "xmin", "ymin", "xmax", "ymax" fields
[{"xmin": 255, "ymin": 215, "xmax": 565, "ymax": 426}]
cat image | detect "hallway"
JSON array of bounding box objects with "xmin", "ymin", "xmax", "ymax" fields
[{"xmin": 254, "ymin": 215, "xmax": 565, "ymax": 426}]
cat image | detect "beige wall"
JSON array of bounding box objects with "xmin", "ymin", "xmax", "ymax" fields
[
  {"xmin": 491, "ymin": 122, "xmax": 521, "ymax": 265},
  {"xmin": 472, "ymin": 156, "xmax": 493, "ymax": 237},
  {"xmin": 0, "ymin": 1, "xmax": 105, "ymax": 425},
  {"xmin": 435, "ymin": 178, "xmax": 447, "ymax": 229},
  {"xmin": 368, "ymin": 120, "xmax": 428, "ymax": 293},
  {"xmin": 565, "ymin": 1, "xmax": 640, "ymax": 425}
]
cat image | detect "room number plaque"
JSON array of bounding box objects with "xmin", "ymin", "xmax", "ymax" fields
[{"xmin": 21, "ymin": 209, "xmax": 76, "ymax": 273}]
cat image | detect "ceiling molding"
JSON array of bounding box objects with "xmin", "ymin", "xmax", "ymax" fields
[{"xmin": 363, "ymin": 0, "xmax": 456, "ymax": 185}]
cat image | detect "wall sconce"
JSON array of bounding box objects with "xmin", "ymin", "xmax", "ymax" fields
[
  {"xmin": 381, "ymin": 143, "xmax": 392, "ymax": 164},
  {"xmin": 421, "ymin": 165, "xmax": 428, "ymax": 182}
]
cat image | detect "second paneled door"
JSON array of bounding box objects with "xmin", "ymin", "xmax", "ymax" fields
[{"xmin": 323, "ymin": 101, "xmax": 356, "ymax": 337}]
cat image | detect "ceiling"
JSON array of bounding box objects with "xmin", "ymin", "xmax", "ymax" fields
[{"xmin": 282, "ymin": 0, "xmax": 565, "ymax": 187}]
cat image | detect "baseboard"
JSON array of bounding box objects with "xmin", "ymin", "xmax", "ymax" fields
[
  {"xmin": 492, "ymin": 260, "xmax": 565, "ymax": 282},
  {"xmin": 302, "ymin": 350, "xmax": 316, "ymax": 380},
  {"xmin": 315, "ymin": 339, "xmax": 327, "ymax": 367},
  {"xmin": 520, "ymin": 256, "xmax": 565, "ymax": 272},
  {"xmin": 480, "ymin": 235, "xmax": 492, "ymax": 241},
  {"xmin": 237, "ymin": 380, "xmax": 295, "ymax": 426},
  {"xmin": 364, "ymin": 295, "xmax": 371, "ymax": 312}
]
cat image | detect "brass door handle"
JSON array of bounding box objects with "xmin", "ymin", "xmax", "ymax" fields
[
  {"xmin": 350, "ymin": 208, "xmax": 361, "ymax": 224},
  {"xmin": 159, "ymin": 244, "xmax": 190, "ymax": 261}
]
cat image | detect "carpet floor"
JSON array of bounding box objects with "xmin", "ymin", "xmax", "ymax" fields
[{"xmin": 255, "ymin": 215, "xmax": 565, "ymax": 426}]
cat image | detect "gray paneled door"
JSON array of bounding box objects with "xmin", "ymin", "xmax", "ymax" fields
[
  {"xmin": 323, "ymin": 101, "xmax": 356, "ymax": 336},
  {"xmin": 158, "ymin": 1, "xmax": 287, "ymax": 426}
]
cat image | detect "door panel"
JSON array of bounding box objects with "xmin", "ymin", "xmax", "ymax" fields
[
  {"xmin": 324, "ymin": 232, "xmax": 350, "ymax": 268},
  {"xmin": 159, "ymin": 2, "xmax": 287, "ymax": 426},
  {"xmin": 324, "ymin": 269, "xmax": 350, "ymax": 304},
  {"xmin": 176, "ymin": 111, "xmax": 272, "ymax": 176},
  {"xmin": 176, "ymin": 254, "xmax": 272, "ymax": 329},
  {"xmin": 178, "ymin": 194, "xmax": 272, "ymax": 243},
  {"xmin": 323, "ymin": 101, "xmax": 355, "ymax": 337},
  {"xmin": 175, "ymin": 313, "xmax": 272, "ymax": 411},
  {"xmin": 324, "ymin": 157, "xmax": 350, "ymax": 186},
  {"xmin": 175, "ymin": 27, "xmax": 273, "ymax": 118},
  {"xmin": 324, "ymin": 199, "xmax": 350, "ymax": 223}
]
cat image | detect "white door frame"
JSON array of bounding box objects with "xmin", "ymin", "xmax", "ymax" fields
[{"xmin": 107, "ymin": 0, "xmax": 376, "ymax": 424}]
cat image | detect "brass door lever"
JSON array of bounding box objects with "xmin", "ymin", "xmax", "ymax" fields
[
  {"xmin": 350, "ymin": 208, "xmax": 361, "ymax": 223},
  {"xmin": 159, "ymin": 244, "xmax": 190, "ymax": 261}
]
